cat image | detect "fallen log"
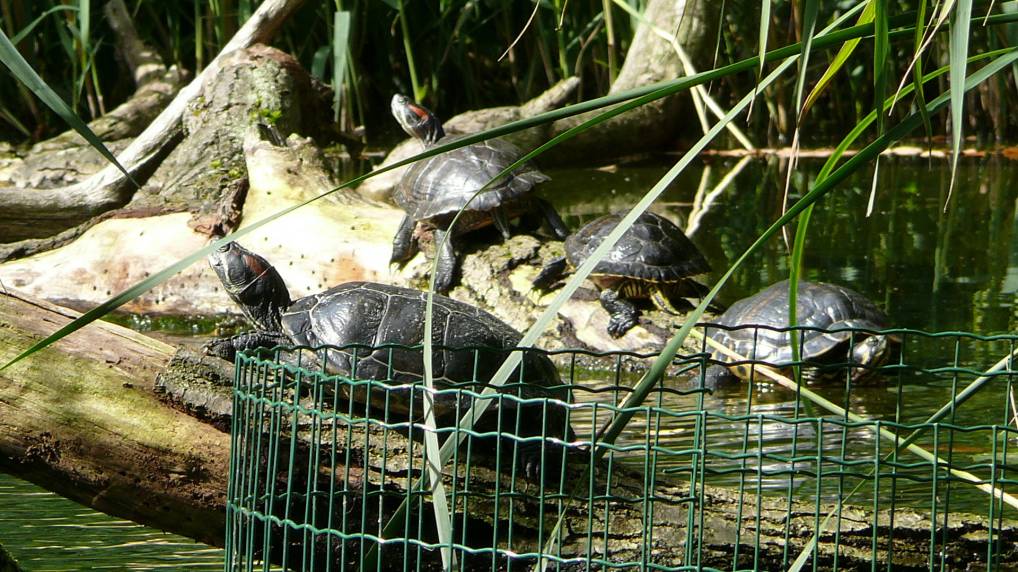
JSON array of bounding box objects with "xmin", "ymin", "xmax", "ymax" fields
[
  {"xmin": 2, "ymin": 290, "xmax": 1017, "ymax": 569},
  {"xmin": 0, "ymin": 290, "xmax": 228, "ymax": 545},
  {"xmin": 0, "ymin": 0, "xmax": 305, "ymax": 242}
]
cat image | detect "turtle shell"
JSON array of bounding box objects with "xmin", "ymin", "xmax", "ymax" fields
[
  {"xmin": 565, "ymin": 212, "xmax": 710, "ymax": 283},
  {"xmin": 279, "ymin": 281, "xmax": 567, "ymax": 422},
  {"xmin": 393, "ymin": 136, "xmax": 549, "ymax": 222},
  {"xmin": 706, "ymin": 280, "xmax": 892, "ymax": 368}
]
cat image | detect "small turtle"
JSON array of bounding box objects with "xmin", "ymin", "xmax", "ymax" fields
[
  {"xmin": 203, "ymin": 241, "xmax": 575, "ymax": 479},
  {"xmin": 389, "ymin": 94, "xmax": 569, "ymax": 292},
  {"xmin": 701, "ymin": 280, "xmax": 900, "ymax": 389},
  {"xmin": 533, "ymin": 211, "xmax": 712, "ymax": 338}
]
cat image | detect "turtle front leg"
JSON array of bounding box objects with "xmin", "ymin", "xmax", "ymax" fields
[
  {"xmin": 390, "ymin": 215, "xmax": 419, "ymax": 268},
  {"xmin": 203, "ymin": 330, "xmax": 289, "ymax": 361},
  {"xmin": 432, "ymin": 228, "xmax": 458, "ymax": 293},
  {"xmin": 599, "ymin": 288, "xmax": 639, "ymax": 338},
  {"xmin": 533, "ymin": 197, "xmax": 569, "ymax": 240},
  {"xmin": 649, "ymin": 285, "xmax": 692, "ymax": 315},
  {"xmin": 492, "ymin": 207, "xmax": 513, "ymax": 240}
]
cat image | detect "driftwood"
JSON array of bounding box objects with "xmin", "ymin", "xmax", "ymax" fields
[
  {"xmin": 0, "ymin": 0, "xmax": 305, "ymax": 243},
  {"xmin": 0, "ymin": 110, "xmax": 698, "ymax": 354},
  {"xmin": 3, "ymin": 290, "xmax": 1016, "ymax": 569}
]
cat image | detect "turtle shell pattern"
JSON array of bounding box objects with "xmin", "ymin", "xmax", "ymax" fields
[
  {"xmin": 707, "ymin": 279, "xmax": 891, "ymax": 367},
  {"xmin": 565, "ymin": 212, "xmax": 710, "ymax": 282},
  {"xmin": 393, "ymin": 136, "xmax": 549, "ymax": 221},
  {"xmin": 278, "ymin": 281, "xmax": 565, "ymax": 420}
]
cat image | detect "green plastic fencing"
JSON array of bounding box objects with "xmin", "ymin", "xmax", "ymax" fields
[{"xmin": 223, "ymin": 326, "xmax": 1018, "ymax": 571}]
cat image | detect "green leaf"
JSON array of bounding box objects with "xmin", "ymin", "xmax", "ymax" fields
[
  {"xmin": 10, "ymin": 5, "xmax": 78, "ymax": 45},
  {"xmin": 913, "ymin": 0, "xmax": 934, "ymax": 149},
  {"xmin": 801, "ymin": 1, "xmax": 875, "ymax": 119},
  {"xmin": 947, "ymin": 0, "xmax": 973, "ymax": 206},
  {"xmin": 333, "ymin": 10, "xmax": 351, "ymax": 122},
  {"xmin": 874, "ymin": 0, "xmax": 889, "ymax": 136},
  {"xmin": 0, "ymin": 27, "xmax": 138, "ymax": 188}
]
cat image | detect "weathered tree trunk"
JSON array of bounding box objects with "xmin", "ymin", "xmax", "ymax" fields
[
  {"xmin": 0, "ymin": 0, "xmax": 306, "ymax": 243},
  {"xmin": 2, "ymin": 290, "xmax": 1016, "ymax": 570},
  {"xmin": 359, "ymin": 0, "xmax": 719, "ymax": 201},
  {"xmin": 545, "ymin": 0, "xmax": 719, "ymax": 163}
]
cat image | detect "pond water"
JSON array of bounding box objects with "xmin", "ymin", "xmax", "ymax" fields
[{"xmin": 3, "ymin": 154, "xmax": 1017, "ymax": 568}]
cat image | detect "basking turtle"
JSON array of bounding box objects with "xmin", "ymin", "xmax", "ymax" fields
[
  {"xmin": 701, "ymin": 280, "xmax": 900, "ymax": 389},
  {"xmin": 533, "ymin": 211, "xmax": 711, "ymax": 338},
  {"xmin": 203, "ymin": 241, "xmax": 575, "ymax": 478},
  {"xmin": 389, "ymin": 94, "xmax": 569, "ymax": 292}
]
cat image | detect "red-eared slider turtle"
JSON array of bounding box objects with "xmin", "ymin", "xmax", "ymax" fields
[
  {"xmin": 204, "ymin": 241, "xmax": 575, "ymax": 479},
  {"xmin": 701, "ymin": 280, "xmax": 900, "ymax": 389},
  {"xmin": 533, "ymin": 211, "xmax": 711, "ymax": 338},
  {"xmin": 389, "ymin": 94, "xmax": 569, "ymax": 292}
]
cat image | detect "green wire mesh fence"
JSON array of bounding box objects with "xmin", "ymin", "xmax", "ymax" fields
[{"xmin": 224, "ymin": 326, "xmax": 1018, "ymax": 571}]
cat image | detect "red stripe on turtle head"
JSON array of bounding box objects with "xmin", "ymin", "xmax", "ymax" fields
[{"xmin": 241, "ymin": 252, "xmax": 267, "ymax": 276}]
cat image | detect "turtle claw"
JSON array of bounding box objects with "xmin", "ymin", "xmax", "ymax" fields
[
  {"xmin": 607, "ymin": 316, "xmax": 636, "ymax": 338},
  {"xmin": 203, "ymin": 338, "xmax": 236, "ymax": 361}
]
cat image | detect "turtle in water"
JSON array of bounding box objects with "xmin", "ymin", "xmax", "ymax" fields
[
  {"xmin": 203, "ymin": 241, "xmax": 575, "ymax": 479},
  {"xmin": 389, "ymin": 94, "xmax": 569, "ymax": 292},
  {"xmin": 701, "ymin": 279, "xmax": 900, "ymax": 389},
  {"xmin": 532, "ymin": 211, "xmax": 712, "ymax": 338}
]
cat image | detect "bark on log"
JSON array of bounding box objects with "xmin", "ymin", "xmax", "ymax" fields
[
  {"xmin": 0, "ymin": 118, "xmax": 693, "ymax": 355},
  {"xmin": 0, "ymin": 0, "xmax": 305, "ymax": 242},
  {"xmin": 2, "ymin": 289, "xmax": 1016, "ymax": 570}
]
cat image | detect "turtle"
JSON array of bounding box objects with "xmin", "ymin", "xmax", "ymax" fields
[
  {"xmin": 388, "ymin": 94, "xmax": 569, "ymax": 292},
  {"xmin": 203, "ymin": 241, "xmax": 576, "ymax": 479},
  {"xmin": 532, "ymin": 211, "xmax": 712, "ymax": 338},
  {"xmin": 701, "ymin": 279, "xmax": 900, "ymax": 390}
]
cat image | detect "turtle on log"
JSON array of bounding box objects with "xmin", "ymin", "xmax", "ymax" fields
[
  {"xmin": 701, "ymin": 279, "xmax": 900, "ymax": 389},
  {"xmin": 203, "ymin": 241, "xmax": 576, "ymax": 479},
  {"xmin": 533, "ymin": 211, "xmax": 712, "ymax": 338},
  {"xmin": 389, "ymin": 94, "xmax": 569, "ymax": 292}
]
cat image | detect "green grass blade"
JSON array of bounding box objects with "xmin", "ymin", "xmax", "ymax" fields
[
  {"xmin": 801, "ymin": 1, "xmax": 874, "ymax": 119},
  {"xmin": 10, "ymin": 5, "xmax": 78, "ymax": 45},
  {"xmin": 947, "ymin": 0, "xmax": 973, "ymax": 206},
  {"xmin": 333, "ymin": 10, "xmax": 351, "ymax": 123},
  {"xmin": 0, "ymin": 27, "xmax": 138, "ymax": 187},
  {"xmin": 874, "ymin": 0, "xmax": 889, "ymax": 137},
  {"xmin": 750, "ymin": 0, "xmax": 771, "ymax": 116},
  {"xmin": 913, "ymin": 0, "xmax": 934, "ymax": 149},
  {"xmin": 310, "ymin": 45, "xmax": 330, "ymax": 80},
  {"xmin": 792, "ymin": 0, "xmax": 818, "ymax": 114},
  {"xmin": 397, "ymin": 0, "xmax": 425, "ymax": 102}
]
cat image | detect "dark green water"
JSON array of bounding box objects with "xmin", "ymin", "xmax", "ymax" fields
[
  {"xmin": 543, "ymin": 154, "xmax": 1018, "ymax": 514},
  {"xmin": 3, "ymin": 155, "xmax": 1018, "ymax": 568}
]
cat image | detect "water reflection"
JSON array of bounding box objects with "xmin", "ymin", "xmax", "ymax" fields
[
  {"xmin": 0, "ymin": 472, "xmax": 223, "ymax": 570},
  {"xmin": 543, "ymin": 155, "xmax": 1018, "ymax": 514},
  {"xmin": 544, "ymin": 155, "xmax": 1018, "ymax": 335}
]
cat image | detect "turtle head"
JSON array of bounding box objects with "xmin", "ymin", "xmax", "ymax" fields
[
  {"xmin": 208, "ymin": 242, "xmax": 291, "ymax": 332},
  {"xmin": 391, "ymin": 94, "xmax": 444, "ymax": 145},
  {"xmin": 849, "ymin": 333, "xmax": 896, "ymax": 380}
]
